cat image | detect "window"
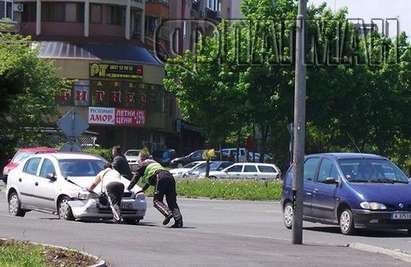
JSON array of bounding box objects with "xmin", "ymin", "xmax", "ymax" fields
[
  {"xmin": 39, "ymin": 159, "xmax": 56, "ymax": 178},
  {"xmin": 318, "ymin": 159, "xmax": 338, "ymax": 183},
  {"xmin": 23, "ymin": 158, "xmax": 41, "ymax": 176},
  {"xmin": 22, "ymin": 2, "xmax": 36, "ymax": 22},
  {"xmin": 65, "ymin": 3, "xmax": 78, "ymax": 22},
  {"xmin": 303, "ymin": 158, "xmax": 320, "ymax": 181},
  {"xmin": 217, "ymin": 162, "xmax": 233, "ymax": 171},
  {"xmin": 107, "ymin": 5, "xmax": 124, "ymax": 25},
  {"xmin": 42, "ymin": 3, "xmax": 65, "ymax": 22},
  {"xmin": 90, "ymin": 4, "xmax": 102, "ymax": 24},
  {"xmin": 258, "ymin": 165, "xmax": 276, "ymax": 173},
  {"xmin": 244, "ymin": 165, "xmax": 257, "ymax": 173},
  {"xmin": 227, "ymin": 165, "xmax": 242, "ymax": 173},
  {"xmin": 42, "ymin": 3, "xmax": 83, "ymax": 22},
  {"xmin": 59, "ymin": 159, "xmax": 105, "ymax": 177}
]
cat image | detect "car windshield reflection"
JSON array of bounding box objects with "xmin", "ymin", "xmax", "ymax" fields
[
  {"xmin": 338, "ymin": 158, "xmax": 409, "ymax": 184},
  {"xmin": 59, "ymin": 159, "xmax": 106, "ymax": 177}
]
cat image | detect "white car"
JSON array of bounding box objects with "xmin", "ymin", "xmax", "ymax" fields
[
  {"xmin": 124, "ymin": 149, "xmax": 141, "ymax": 164},
  {"xmin": 6, "ymin": 152, "xmax": 146, "ymax": 224},
  {"xmin": 208, "ymin": 163, "xmax": 281, "ymax": 180},
  {"xmin": 169, "ymin": 161, "xmax": 205, "ymax": 179}
]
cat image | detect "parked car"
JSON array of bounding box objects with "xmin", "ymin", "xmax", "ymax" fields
[
  {"xmin": 281, "ymin": 153, "xmax": 411, "ymax": 235},
  {"xmin": 185, "ymin": 161, "xmax": 235, "ymax": 178},
  {"xmin": 170, "ymin": 150, "xmax": 206, "ymax": 168},
  {"xmin": 169, "ymin": 161, "xmax": 205, "ymax": 179},
  {"xmin": 2, "ymin": 147, "xmax": 57, "ymax": 184},
  {"xmin": 124, "ymin": 149, "xmax": 141, "ymax": 164},
  {"xmin": 208, "ymin": 162, "xmax": 281, "ymax": 180},
  {"xmin": 153, "ymin": 149, "xmax": 176, "ymax": 166},
  {"xmin": 6, "ymin": 152, "xmax": 146, "ymax": 224},
  {"xmin": 220, "ymin": 148, "xmax": 272, "ymax": 163}
]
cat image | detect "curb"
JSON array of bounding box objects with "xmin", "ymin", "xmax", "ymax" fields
[
  {"xmin": 0, "ymin": 238, "xmax": 106, "ymax": 267},
  {"xmin": 349, "ymin": 243, "xmax": 411, "ymax": 264}
]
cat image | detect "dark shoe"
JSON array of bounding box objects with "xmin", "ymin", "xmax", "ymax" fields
[
  {"xmin": 170, "ymin": 219, "xmax": 183, "ymax": 228},
  {"xmin": 171, "ymin": 208, "xmax": 183, "ymax": 228},
  {"xmin": 163, "ymin": 214, "xmax": 173, "ymax": 225}
]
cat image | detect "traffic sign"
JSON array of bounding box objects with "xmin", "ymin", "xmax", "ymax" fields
[{"xmin": 57, "ymin": 111, "xmax": 89, "ymax": 138}]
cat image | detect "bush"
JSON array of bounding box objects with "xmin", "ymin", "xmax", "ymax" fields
[{"xmin": 81, "ymin": 147, "xmax": 112, "ymax": 161}]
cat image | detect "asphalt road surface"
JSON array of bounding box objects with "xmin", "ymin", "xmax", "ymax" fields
[{"xmin": 0, "ymin": 185, "xmax": 410, "ymax": 266}]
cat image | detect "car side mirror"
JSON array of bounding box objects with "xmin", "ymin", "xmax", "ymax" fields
[
  {"xmin": 324, "ymin": 177, "xmax": 338, "ymax": 185},
  {"xmin": 47, "ymin": 172, "xmax": 57, "ymax": 181}
]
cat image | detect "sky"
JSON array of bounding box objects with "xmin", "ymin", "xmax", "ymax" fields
[{"xmin": 310, "ymin": 0, "xmax": 411, "ymax": 38}]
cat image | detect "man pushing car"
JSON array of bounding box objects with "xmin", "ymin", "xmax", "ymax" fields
[{"xmin": 127, "ymin": 149, "xmax": 183, "ymax": 228}]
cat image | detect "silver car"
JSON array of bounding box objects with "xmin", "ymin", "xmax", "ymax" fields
[
  {"xmin": 208, "ymin": 163, "xmax": 281, "ymax": 180},
  {"xmin": 6, "ymin": 152, "xmax": 146, "ymax": 224}
]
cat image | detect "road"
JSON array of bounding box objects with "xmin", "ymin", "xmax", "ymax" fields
[{"xmin": 0, "ymin": 184, "xmax": 410, "ymax": 266}]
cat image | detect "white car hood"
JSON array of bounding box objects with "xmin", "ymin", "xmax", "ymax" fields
[{"xmin": 66, "ymin": 176, "xmax": 142, "ymax": 193}]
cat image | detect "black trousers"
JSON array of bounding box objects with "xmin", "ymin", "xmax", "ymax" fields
[
  {"xmin": 106, "ymin": 182, "xmax": 125, "ymax": 222},
  {"xmin": 154, "ymin": 171, "xmax": 179, "ymax": 210}
]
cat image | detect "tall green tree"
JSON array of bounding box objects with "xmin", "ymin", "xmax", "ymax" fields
[{"xmin": 0, "ymin": 34, "xmax": 65, "ymax": 162}]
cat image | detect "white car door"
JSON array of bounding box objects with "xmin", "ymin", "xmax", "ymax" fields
[
  {"xmin": 36, "ymin": 158, "xmax": 58, "ymax": 211},
  {"xmin": 257, "ymin": 165, "xmax": 279, "ymax": 180},
  {"xmin": 225, "ymin": 164, "xmax": 243, "ymax": 179},
  {"xmin": 19, "ymin": 157, "xmax": 42, "ymax": 208},
  {"xmin": 242, "ymin": 165, "xmax": 259, "ymax": 179}
]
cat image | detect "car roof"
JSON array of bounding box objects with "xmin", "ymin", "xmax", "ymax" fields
[
  {"xmin": 231, "ymin": 162, "xmax": 276, "ymax": 166},
  {"xmin": 307, "ymin": 153, "xmax": 386, "ymax": 160},
  {"xmin": 18, "ymin": 147, "xmax": 57, "ymax": 153},
  {"xmin": 40, "ymin": 152, "xmax": 105, "ymax": 160}
]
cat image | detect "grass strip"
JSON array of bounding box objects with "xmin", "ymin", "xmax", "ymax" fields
[{"xmin": 144, "ymin": 179, "xmax": 282, "ymax": 201}]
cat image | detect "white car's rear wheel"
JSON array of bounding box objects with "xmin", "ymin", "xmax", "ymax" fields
[
  {"xmin": 8, "ymin": 192, "xmax": 25, "ymax": 217},
  {"xmin": 283, "ymin": 202, "xmax": 293, "ymax": 229},
  {"xmin": 58, "ymin": 196, "xmax": 74, "ymax": 221}
]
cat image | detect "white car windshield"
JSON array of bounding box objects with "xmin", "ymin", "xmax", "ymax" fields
[
  {"xmin": 12, "ymin": 151, "xmax": 34, "ymax": 163},
  {"xmin": 59, "ymin": 159, "xmax": 106, "ymax": 177}
]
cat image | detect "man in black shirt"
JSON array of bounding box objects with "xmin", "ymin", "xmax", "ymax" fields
[{"xmin": 111, "ymin": 146, "xmax": 132, "ymax": 180}]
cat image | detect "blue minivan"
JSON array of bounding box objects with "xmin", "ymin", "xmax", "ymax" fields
[{"xmin": 281, "ymin": 153, "xmax": 411, "ymax": 235}]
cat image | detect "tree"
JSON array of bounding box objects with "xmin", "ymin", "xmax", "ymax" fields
[{"xmin": 0, "ymin": 34, "xmax": 66, "ymax": 162}]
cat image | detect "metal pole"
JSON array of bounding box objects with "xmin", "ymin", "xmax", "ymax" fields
[{"xmin": 292, "ymin": 0, "xmax": 307, "ymax": 245}]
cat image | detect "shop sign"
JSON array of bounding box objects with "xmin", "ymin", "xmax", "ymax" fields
[
  {"xmin": 115, "ymin": 108, "xmax": 146, "ymax": 127},
  {"xmin": 90, "ymin": 63, "xmax": 143, "ymax": 80},
  {"xmin": 89, "ymin": 107, "xmax": 146, "ymax": 127},
  {"xmin": 73, "ymin": 80, "xmax": 90, "ymax": 106},
  {"xmin": 88, "ymin": 107, "xmax": 115, "ymax": 125}
]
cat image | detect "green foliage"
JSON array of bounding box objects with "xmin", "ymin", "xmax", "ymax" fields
[
  {"xmin": 81, "ymin": 147, "xmax": 112, "ymax": 161},
  {"xmin": 165, "ymin": 0, "xmax": 411, "ymax": 170},
  {"xmin": 0, "ymin": 34, "xmax": 66, "ymax": 163},
  {"xmin": 0, "ymin": 243, "xmax": 45, "ymax": 267},
  {"xmin": 175, "ymin": 179, "xmax": 282, "ymax": 201}
]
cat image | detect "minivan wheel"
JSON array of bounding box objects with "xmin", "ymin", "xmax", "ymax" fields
[
  {"xmin": 8, "ymin": 192, "xmax": 25, "ymax": 217},
  {"xmin": 283, "ymin": 202, "xmax": 294, "ymax": 229},
  {"xmin": 339, "ymin": 209, "xmax": 355, "ymax": 235},
  {"xmin": 58, "ymin": 196, "xmax": 74, "ymax": 221}
]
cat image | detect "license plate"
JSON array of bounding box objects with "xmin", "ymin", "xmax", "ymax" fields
[
  {"xmin": 392, "ymin": 213, "xmax": 411, "ymax": 220},
  {"xmin": 121, "ymin": 202, "xmax": 134, "ymax": 209}
]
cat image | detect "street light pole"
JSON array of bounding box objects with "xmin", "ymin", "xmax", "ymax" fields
[{"xmin": 292, "ymin": 0, "xmax": 307, "ymax": 245}]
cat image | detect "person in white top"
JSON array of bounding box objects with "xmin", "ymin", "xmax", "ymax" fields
[{"xmin": 87, "ymin": 163, "xmax": 124, "ymax": 223}]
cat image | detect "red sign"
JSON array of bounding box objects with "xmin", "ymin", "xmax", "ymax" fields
[{"xmin": 115, "ymin": 108, "xmax": 146, "ymax": 127}]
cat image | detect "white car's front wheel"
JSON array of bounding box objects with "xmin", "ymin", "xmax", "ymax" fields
[
  {"xmin": 8, "ymin": 192, "xmax": 26, "ymax": 217},
  {"xmin": 58, "ymin": 196, "xmax": 74, "ymax": 221},
  {"xmin": 283, "ymin": 202, "xmax": 293, "ymax": 229}
]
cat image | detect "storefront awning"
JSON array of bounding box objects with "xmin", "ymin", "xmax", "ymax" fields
[{"xmin": 35, "ymin": 41, "xmax": 161, "ymax": 65}]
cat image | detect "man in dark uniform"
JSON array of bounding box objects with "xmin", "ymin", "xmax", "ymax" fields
[
  {"xmin": 128, "ymin": 150, "xmax": 183, "ymax": 228},
  {"xmin": 112, "ymin": 146, "xmax": 133, "ymax": 180}
]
